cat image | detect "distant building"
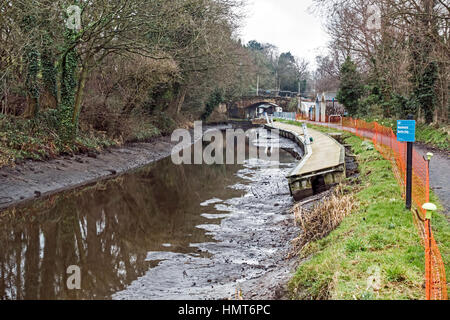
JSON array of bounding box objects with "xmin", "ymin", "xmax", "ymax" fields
[{"xmin": 299, "ymin": 102, "xmax": 315, "ymax": 119}]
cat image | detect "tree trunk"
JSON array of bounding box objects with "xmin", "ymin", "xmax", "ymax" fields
[
  {"xmin": 176, "ymin": 87, "xmax": 188, "ymax": 114},
  {"xmin": 167, "ymin": 84, "xmax": 187, "ymax": 116},
  {"xmin": 24, "ymin": 224, "xmax": 40, "ymax": 299},
  {"xmin": 23, "ymin": 95, "xmax": 39, "ymax": 118},
  {"xmin": 72, "ymin": 66, "xmax": 89, "ymax": 127},
  {"xmin": 40, "ymin": 222, "xmax": 58, "ymax": 300}
]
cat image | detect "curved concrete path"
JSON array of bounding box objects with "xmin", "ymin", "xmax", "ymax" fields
[
  {"xmin": 272, "ymin": 122, "xmax": 344, "ymax": 175},
  {"xmin": 268, "ymin": 121, "xmax": 346, "ymax": 200}
]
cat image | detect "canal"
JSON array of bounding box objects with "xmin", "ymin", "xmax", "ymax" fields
[{"xmin": 0, "ymin": 127, "xmax": 301, "ymax": 300}]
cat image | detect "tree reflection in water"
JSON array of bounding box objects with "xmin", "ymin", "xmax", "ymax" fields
[{"xmin": 0, "ymin": 130, "xmax": 293, "ymax": 300}]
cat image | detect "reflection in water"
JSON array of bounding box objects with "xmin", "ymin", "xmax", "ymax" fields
[{"xmin": 0, "ymin": 129, "xmax": 295, "ymax": 300}]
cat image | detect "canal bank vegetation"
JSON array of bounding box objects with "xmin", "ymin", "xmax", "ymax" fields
[
  {"xmin": 0, "ymin": 0, "xmax": 312, "ymax": 168},
  {"xmin": 312, "ymin": 0, "xmax": 449, "ymax": 155},
  {"xmin": 313, "ymin": 0, "xmax": 449, "ymax": 125},
  {"xmin": 0, "ymin": 0, "xmax": 247, "ymax": 167},
  {"xmin": 284, "ymin": 122, "xmax": 450, "ymax": 300},
  {"xmin": 332, "ymin": 55, "xmax": 449, "ymax": 152},
  {"xmin": 292, "ymin": 185, "xmax": 358, "ymax": 252}
]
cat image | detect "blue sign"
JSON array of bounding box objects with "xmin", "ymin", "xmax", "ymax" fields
[{"xmin": 397, "ymin": 120, "xmax": 416, "ymax": 142}]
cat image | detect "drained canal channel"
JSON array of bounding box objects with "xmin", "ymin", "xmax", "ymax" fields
[{"xmin": 0, "ymin": 126, "xmax": 304, "ymax": 300}]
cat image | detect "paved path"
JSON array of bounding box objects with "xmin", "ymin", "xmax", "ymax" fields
[
  {"xmin": 270, "ymin": 122, "xmax": 344, "ymax": 175},
  {"xmin": 415, "ymin": 145, "xmax": 450, "ymax": 214}
]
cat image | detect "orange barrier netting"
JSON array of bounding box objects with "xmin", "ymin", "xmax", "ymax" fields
[{"xmin": 297, "ymin": 115, "xmax": 447, "ymax": 300}]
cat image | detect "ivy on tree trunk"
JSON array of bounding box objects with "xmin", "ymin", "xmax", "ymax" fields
[{"xmin": 58, "ymin": 30, "xmax": 79, "ymax": 141}]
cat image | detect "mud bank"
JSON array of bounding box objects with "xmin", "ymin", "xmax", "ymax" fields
[{"xmin": 0, "ymin": 125, "xmax": 229, "ymax": 211}]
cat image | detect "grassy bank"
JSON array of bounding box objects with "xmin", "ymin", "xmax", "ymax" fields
[
  {"xmin": 0, "ymin": 112, "xmax": 113, "ymax": 168},
  {"xmin": 281, "ymin": 120, "xmax": 449, "ymax": 300},
  {"xmin": 0, "ymin": 111, "xmax": 177, "ymax": 168}
]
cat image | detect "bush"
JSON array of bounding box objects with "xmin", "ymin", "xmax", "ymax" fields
[
  {"xmin": 152, "ymin": 111, "xmax": 176, "ymax": 136},
  {"xmin": 386, "ymin": 265, "xmax": 407, "ymax": 282},
  {"xmin": 345, "ymin": 237, "xmax": 367, "ymax": 253},
  {"xmin": 202, "ymin": 89, "xmax": 224, "ymax": 120}
]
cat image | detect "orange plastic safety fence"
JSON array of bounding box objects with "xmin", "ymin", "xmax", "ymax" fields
[
  {"xmin": 296, "ymin": 113, "xmax": 309, "ymax": 121},
  {"xmin": 299, "ymin": 115, "xmax": 448, "ymax": 300}
]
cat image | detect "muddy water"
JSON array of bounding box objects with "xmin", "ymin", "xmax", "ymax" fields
[{"xmin": 0, "ymin": 128, "xmax": 301, "ymax": 300}]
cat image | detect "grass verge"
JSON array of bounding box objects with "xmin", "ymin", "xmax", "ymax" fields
[{"xmin": 280, "ymin": 120, "xmax": 449, "ymax": 300}]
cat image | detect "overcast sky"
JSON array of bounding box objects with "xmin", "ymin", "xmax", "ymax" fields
[{"xmin": 238, "ymin": 0, "xmax": 330, "ymax": 68}]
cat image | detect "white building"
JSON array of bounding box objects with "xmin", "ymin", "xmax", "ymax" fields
[{"xmin": 299, "ymin": 102, "xmax": 315, "ymax": 118}]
